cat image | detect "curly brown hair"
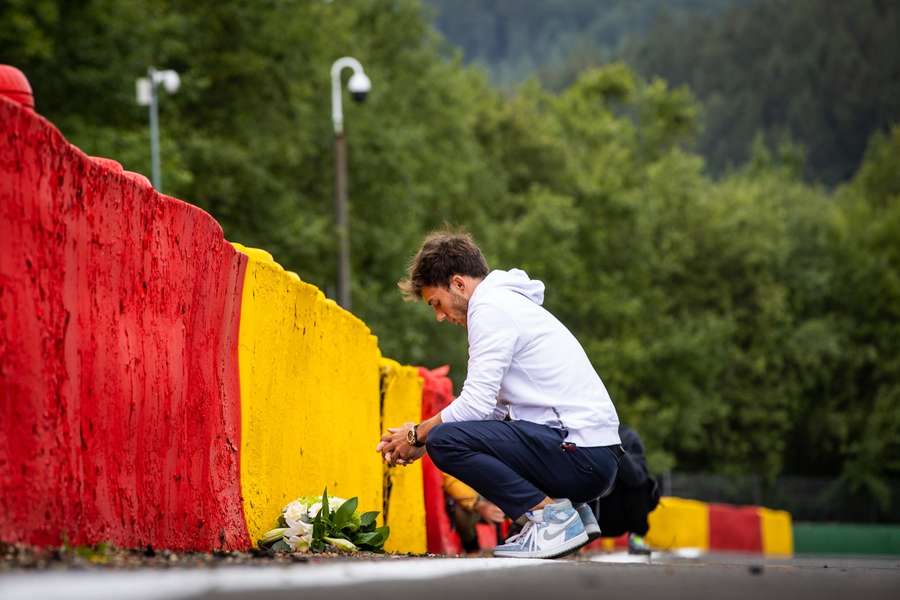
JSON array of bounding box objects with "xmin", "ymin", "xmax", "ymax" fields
[{"xmin": 398, "ymin": 228, "xmax": 489, "ymax": 301}]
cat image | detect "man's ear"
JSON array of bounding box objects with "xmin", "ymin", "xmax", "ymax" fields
[{"xmin": 451, "ymin": 274, "xmax": 466, "ymax": 291}]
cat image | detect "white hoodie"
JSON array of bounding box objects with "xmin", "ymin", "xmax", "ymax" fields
[{"xmin": 441, "ymin": 269, "xmax": 621, "ymax": 447}]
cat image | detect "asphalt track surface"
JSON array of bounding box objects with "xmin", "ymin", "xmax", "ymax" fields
[{"xmin": 2, "ymin": 552, "xmax": 898, "ymax": 600}]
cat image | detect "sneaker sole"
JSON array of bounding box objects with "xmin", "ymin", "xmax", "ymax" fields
[
  {"xmin": 584, "ymin": 524, "xmax": 602, "ymax": 542},
  {"xmin": 493, "ymin": 530, "xmax": 590, "ymax": 559}
]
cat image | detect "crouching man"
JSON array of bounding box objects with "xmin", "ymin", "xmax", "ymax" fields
[{"xmin": 377, "ymin": 229, "xmax": 623, "ymax": 559}]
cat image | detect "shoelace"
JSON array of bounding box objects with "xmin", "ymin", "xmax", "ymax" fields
[
  {"xmin": 517, "ymin": 520, "xmax": 541, "ymax": 552},
  {"xmin": 503, "ymin": 519, "xmax": 533, "ymax": 545}
]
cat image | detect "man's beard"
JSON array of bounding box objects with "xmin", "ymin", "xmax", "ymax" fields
[{"xmin": 448, "ymin": 289, "xmax": 469, "ymax": 323}]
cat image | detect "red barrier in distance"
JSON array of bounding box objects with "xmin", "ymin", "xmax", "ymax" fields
[{"xmin": 708, "ymin": 503, "xmax": 763, "ymax": 553}]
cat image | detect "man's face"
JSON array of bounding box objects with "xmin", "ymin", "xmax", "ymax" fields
[{"xmin": 422, "ymin": 278, "xmax": 471, "ymax": 327}]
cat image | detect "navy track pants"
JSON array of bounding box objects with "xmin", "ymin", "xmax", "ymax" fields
[{"xmin": 426, "ymin": 420, "xmax": 621, "ymax": 519}]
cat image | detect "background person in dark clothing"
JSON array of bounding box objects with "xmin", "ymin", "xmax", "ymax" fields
[{"xmin": 590, "ymin": 424, "xmax": 660, "ymax": 554}]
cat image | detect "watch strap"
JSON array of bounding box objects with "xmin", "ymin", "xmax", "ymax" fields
[{"xmin": 411, "ymin": 424, "xmax": 425, "ymax": 447}]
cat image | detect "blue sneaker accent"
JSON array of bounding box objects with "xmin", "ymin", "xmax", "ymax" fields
[
  {"xmin": 493, "ymin": 499, "xmax": 589, "ymax": 559},
  {"xmin": 575, "ymin": 502, "xmax": 602, "ymax": 541}
]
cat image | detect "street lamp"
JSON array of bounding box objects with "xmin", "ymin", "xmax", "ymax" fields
[
  {"xmin": 330, "ymin": 57, "xmax": 371, "ymax": 310},
  {"xmin": 136, "ymin": 67, "xmax": 180, "ymax": 191}
]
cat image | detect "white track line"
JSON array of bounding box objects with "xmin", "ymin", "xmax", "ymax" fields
[
  {"xmin": 589, "ymin": 552, "xmax": 655, "ymax": 564},
  {"xmin": 0, "ymin": 557, "xmax": 549, "ymax": 600}
]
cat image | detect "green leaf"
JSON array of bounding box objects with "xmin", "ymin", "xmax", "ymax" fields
[
  {"xmin": 342, "ymin": 512, "xmax": 361, "ymax": 533},
  {"xmin": 353, "ymin": 531, "xmax": 380, "ymax": 546},
  {"xmin": 312, "ymin": 505, "xmax": 324, "ymax": 543},
  {"xmin": 359, "ymin": 511, "xmax": 379, "ymax": 530},
  {"xmin": 320, "ymin": 488, "xmax": 331, "ymax": 524},
  {"xmin": 353, "ymin": 526, "xmax": 390, "ymax": 550},
  {"xmin": 332, "ymin": 497, "xmax": 358, "ymax": 530}
]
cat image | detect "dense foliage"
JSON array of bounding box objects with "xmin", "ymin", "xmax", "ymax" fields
[
  {"xmin": 427, "ymin": 0, "xmax": 900, "ymax": 185},
  {"xmin": 2, "ymin": 0, "xmax": 897, "ymax": 519},
  {"xmin": 625, "ymin": 0, "xmax": 900, "ymax": 184},
  {"xmin": 424, "ymin": 0, "xmax": 745, "ymax": 89}
]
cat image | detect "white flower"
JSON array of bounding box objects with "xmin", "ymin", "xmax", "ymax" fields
[
  {"xmin": 288, "ymin": 521, "xmax": 313, "ymax": 535},
  {"xmin": 283, "ymin": 500, "xmax": 309, "ymax": 528},
  {"xmin": 307, "ymin": 496, "xmax": 347, "ymax": 519},
  {"xmin": 284, "ymin": 523, "xmax": 313, "ymax": 552},
  {"xmin": 286, "ymin": 533, "xmax": 311, "ymax": 552}
]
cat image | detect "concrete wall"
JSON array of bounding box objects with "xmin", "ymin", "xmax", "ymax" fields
[
  {"xmin": 233, "ymin": 244, "xmax": 384, "ymax": 545},
  {"xmin": 0, "ymin": 95, "xmax": 428, "ymax": 553},
  {"xmin": 0, "ymin": 97, "xmax": 250, "ymax": 551},
  {"xmin": 379, "ymin": 359, "xmax": 427, "ymax": 554}
]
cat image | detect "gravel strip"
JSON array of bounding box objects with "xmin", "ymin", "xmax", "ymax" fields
[{"xmin": 0, "ymin": 541, "xmax": 431, "ymax": 572}]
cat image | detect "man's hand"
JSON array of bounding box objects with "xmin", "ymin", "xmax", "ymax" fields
[
  {"xmin": 395, "ymin": 445, "xmax": 427, "ymax": 465},
  {"xmin": 475, "ymin": 498, "xmax": 505, "ymax": 524},
  {"xmin": 376, "ymin": 423, "xmax": 424, "ymax": 466}
]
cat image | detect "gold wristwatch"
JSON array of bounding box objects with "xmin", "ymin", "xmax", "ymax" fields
[{"xmin": 406, "ymin": 424, "xmax": 425, "ymax": 447}]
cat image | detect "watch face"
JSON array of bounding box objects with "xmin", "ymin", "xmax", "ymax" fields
[{"xmin": 406, "ymin": 428, "xmax": 416, "ymax": 445}]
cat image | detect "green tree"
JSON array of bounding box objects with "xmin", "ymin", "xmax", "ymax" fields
[{"xmin": 626, "ymin": 0, "xmax": 900, "ymax": 184}]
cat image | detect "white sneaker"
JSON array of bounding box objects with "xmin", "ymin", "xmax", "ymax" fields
[
  {"xmin": 493, "ymin": 499, "xmax": 589, "ymax": 559},
  {"xmin": 575, "ymin": 502, "xmax": 602, "ymax": 541}
]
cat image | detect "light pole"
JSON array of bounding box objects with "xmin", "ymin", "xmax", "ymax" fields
[
  {"xmin": 136, "ymin": 67, "xmax": 180, "ymax": 191},
  {"xmin": 330, "ymin": 57, "xmax": 371, "ymax": 310}
]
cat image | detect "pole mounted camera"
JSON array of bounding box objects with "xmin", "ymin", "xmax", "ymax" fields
[
  {"xmin": 135, "ymin": 67, "xmax": 180, "ymax": 191},
  {"xmin": 329, "ymin": 56, "xmax": 372, "ymax": 310},
  {"xmin": 347, "ymin": 71, "xmax": 372, "ymax": 103},
  {"xmin": 330, "ymin": 57, "xmax": 372, "ymax": 134}
]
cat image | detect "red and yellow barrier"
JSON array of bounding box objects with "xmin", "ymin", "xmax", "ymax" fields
[
  {"xmin": 0, "ymin": 89, "xmax": 428, "ymax": 553},
  {"xmin": 644, "ymin": 498, "xmax": 792, "ymax": 556}
]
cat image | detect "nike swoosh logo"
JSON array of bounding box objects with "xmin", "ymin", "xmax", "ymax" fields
[{"xmin": 541, "ymin": 516, "xmax": 578, "ymax": 542}]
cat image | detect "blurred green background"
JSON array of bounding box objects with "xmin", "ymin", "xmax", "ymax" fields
[{"xmin": 3, "ymin": 0, "xmax": 897, "ymax": 521}]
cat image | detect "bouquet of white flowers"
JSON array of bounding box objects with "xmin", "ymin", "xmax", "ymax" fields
[{"xmin": 258, "ymin": 488, "xmax": 390, "ymax": 553}]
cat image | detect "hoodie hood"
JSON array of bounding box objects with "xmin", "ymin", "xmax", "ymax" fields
[{"xmin": 475, "ymin": 268, "xmax": 545, "ymax": 306}]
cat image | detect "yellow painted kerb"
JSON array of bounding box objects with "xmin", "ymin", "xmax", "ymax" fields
[
  {"xmin": 646, "ymin": 496, "xmax": 710, "ymax": 551},
  {"xmin": 759, "ymin": 507, "xmax": 793, "ymax": 557}
]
